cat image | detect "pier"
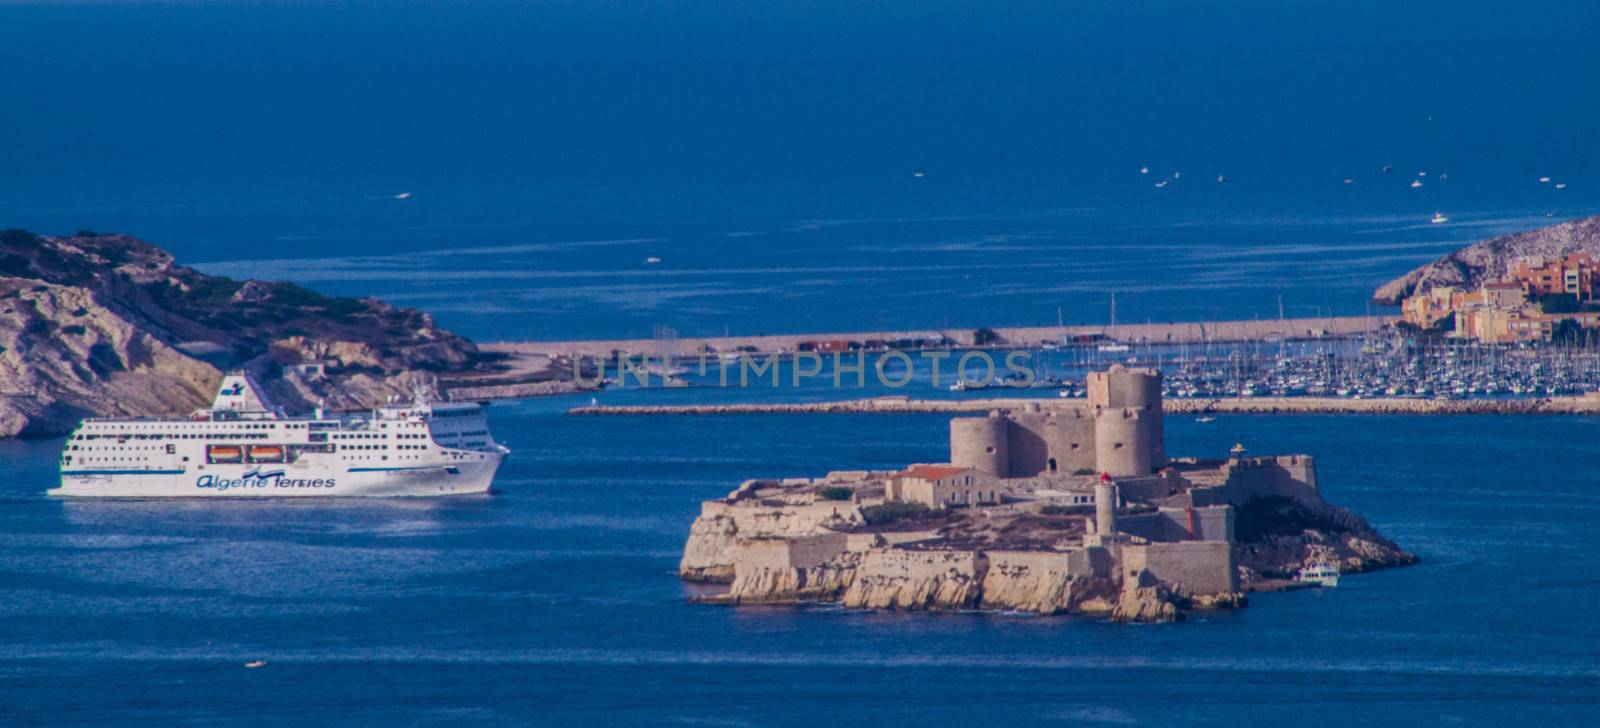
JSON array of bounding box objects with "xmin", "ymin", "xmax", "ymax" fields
[
  {"xmin": 569, "ymin": 394, "xmax": 1600, "ymax": 417},
  {"xmin": 487, "ymin": 315, "xmax": 1391, "ymax": 358}
]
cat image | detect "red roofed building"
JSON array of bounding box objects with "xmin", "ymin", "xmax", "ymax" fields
[{"xmin": 887, "ymin": 464, "xmax": 998, "ymax": 508}]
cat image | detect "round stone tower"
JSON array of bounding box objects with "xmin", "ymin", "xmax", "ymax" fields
[
  {"xmin": 1087, "ymin": 364, "xmax": 1167, "ymax": 473},
  {"xmin": 1093, "ymin": 408, "xmax": 1153, "ymax": 476},
  {"xmin": 949, "ymin": 413, "xmax": 1009, "ymax": 477}
]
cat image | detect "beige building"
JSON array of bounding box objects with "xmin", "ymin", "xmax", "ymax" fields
[{"xmin": 887, "ymin": 464, "xmax": 998, "ymax": 508}]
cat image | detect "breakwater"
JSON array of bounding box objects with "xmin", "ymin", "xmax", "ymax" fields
[
  {"xmin": 570, "ymin": 395, "xmax": 1600, "ymax": 416},
  {"xmin": 490, "ymin": 315, "xmax": 1390, "ymax": 358}
]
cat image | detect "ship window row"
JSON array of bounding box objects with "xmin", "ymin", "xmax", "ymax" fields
[
  {"xmin": 431, "ymin": 409, "xmax": 479, "ymax": 418},
  {"xmin": 74, "ymin": 433, "xmax": 271, "ymax": 441}
]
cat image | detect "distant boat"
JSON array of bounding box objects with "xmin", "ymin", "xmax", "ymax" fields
[
  {"xmin": 1098, "ymin": 343, "xmax": 1131, "ymax": 353},
  {"xmin": 1382, "ymin": 164, "xmax": 1394, "ymax": 173},
  {"xmin": 1139, "ymin": 166, "xmax": 1149, "ymax": 174},
  {"xmin": 1556, "ymin": 183, "xmax": 1568, "ymax": 189},
  {"xmin": 1295, "ymin": 561, "xmax": 1340, "ymax": 588},
  {"xmin": 244, "ymin": 660, "xmax": 268, "ymax": 669},
  {"xmin": 1410, "ymin": 180, "xmax": 1423, "ymax": 188},
  {"xmin": 1216, "ymin": 174, "xmax": 1229, "ymax": 183},
  {"xmin": 1154, "ymin": 180, "xmax": 1169, "ymax": 188},
  {"xmin": 1196, "ymin": 415, "xmax": 1216, "ymax": 423},
  {"xmin": 1172, "ymin": 171, "xmax": 1181, "ymax": 179},
  {"xmin": 913, "ymin": 170, "xmax": 925, "ymax": 178},
  {"xmin": 393, "ymin": 192, "xmax": 412, "ymax": 200},
  {"xmin": 1431, "ymin": 212, "xmax": 1449, "ymax": 224},
  {"xmin": 1540, "ymin": 176, "xmax": 1552, "ymax": 183},
  {"xmin": 1343, "ymin": 178, "xmax": 1355, "ymax": 184},
  {"xmin": 645, "ymin": 256, "xmax": 662, "ymax": 264},
  {"xmin": 949, "ymin": 380, "xmax": 969, "ymax": 392},
  {"xmin": 1417, "ymin": 171, "xmax": 1427, "ymax": 177}
]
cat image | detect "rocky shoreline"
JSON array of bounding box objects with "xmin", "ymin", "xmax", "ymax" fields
[
  {"xmin": 0, "ymin": 229, "xmax": 576, "ymax": 438},
  {"xmin": 679, "ymin": 477, "xmax": 1415, "ymax": 623}
]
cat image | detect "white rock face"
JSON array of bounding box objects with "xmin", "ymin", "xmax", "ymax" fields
[{"xmin": 0, "ymin": 280, "xmax": 220, "ymax": 437}]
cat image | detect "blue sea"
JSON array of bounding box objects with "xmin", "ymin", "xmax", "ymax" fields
[{"xmin": 3, "ymin": 1, "xmax": 1600, "ymax": 724}]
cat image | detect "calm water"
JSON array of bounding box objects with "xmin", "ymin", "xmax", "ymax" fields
[
  {"xmin": 2, "ymin": 403, "xmax": 1598, "ymax": 725},
  {"xmin": 4, "ymin": 1, "xmax": 1600, "ymax": 724}
]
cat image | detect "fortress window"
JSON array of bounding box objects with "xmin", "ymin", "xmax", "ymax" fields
[
  {"xmin": 985, "ymin": 446, "xmax": 995, "ymax": 454},
  {"xmin": 1114, "ymin": 443, "xmax": 1124, "ymax": 449},
  {"xmin": 1048, "ymin": 458, "xmax": 1057, "ymax": 473}
]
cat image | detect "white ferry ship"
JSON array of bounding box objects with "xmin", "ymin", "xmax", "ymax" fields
[{"xmin": 51, "ymin": 372, "xmax": 509, "ymax": 497}]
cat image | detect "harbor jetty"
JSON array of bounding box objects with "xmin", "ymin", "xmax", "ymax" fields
[
  {"xmin": 488, "ymin": 315, "xmax": 1390, "ymax": 358},
  {"xmin": 573, "ymin": 394, "xmax": 1600, "ymax": 416}
]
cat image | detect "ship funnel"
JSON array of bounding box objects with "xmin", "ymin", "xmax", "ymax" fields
[{"xmin": 212, "ymin": 371, "xmax": 276, "ymax": 415}]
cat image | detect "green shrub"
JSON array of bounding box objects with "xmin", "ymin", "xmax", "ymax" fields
[
  {"xmin": 862, "ymin": 502, "xmax": 930, "ymax": 525},
  {"xmin": 820, "ymin": 486, "xmax": 853, "ymax": 501}
]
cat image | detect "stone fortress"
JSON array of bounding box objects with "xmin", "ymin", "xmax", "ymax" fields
[{"xmin": 678, "ymin": 365, "xmax": 1415, "ymax": 622}]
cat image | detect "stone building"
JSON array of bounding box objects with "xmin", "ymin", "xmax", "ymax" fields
[
  {"xmin": 886, "ymin": 464, "xmax": 998, "ymax": 508},
  {"xmin": 949, "ymin": 364, "xmax": 1166, "ymax": 478},
  {"xmin": 1507, "ymin": 252, "xmax": 1600, "ymax": 301}
]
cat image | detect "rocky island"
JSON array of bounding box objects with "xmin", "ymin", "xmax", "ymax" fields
[
  {"xmin": 680, "ymin": 366, "xmax": 1416, "ymax": 622},
  {"xmin": 0, "ymin": 229, "xmax": 572, "ymax": 438}
]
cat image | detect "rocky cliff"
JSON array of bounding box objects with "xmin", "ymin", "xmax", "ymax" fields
[
  {"xmin": 0, "ymin": 228, "xmax": 490, "ymax": 437},
  {"xmin": 1373, "ymin": 215, "xmax": 1600, "ymax": 304}
]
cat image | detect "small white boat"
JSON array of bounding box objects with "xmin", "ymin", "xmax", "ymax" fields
[
  {"xmin": 1139, "ymin": 166, "xmax": 1149, "ymax": 174},
  {"xmin": 1343, "ymin": 178, "xmax": 1355, "ymax": 184},
  {"xmin": 645, "ymin": 256, "xmax": 662, "ymax": 264},
  {"xmin": 949, "ymin": 380, "xmax": 969, "ymax": 392},
  {"xmin": 1216, "ymin": 174, "xmax": 1229, "ymax": 183},
  {"xmin": 1556, "ymin": 183, "xmax": 1567, "ymax": 189},
  {"xmin": 393, "ymin": 192, "xmax": 412, "ymax": 200},
  {"xmin": 1540, "ymin": 176, "xmax": 1552, "ymax": 183},
  {"xmin": 1296, "ymin": 561, "xmax": 1341, "ymax": 588},
  {"xmin": 1431, "ymin": 212, "xmax": 1449, "ymax": 224},
  {"xmin": 913, "ymin": 170, "xmax": 925, "ymax": 178},
  {"xmin": 1154, "ymin": 180, "xmax": 1168, "ymax": 188},
  {"xmin": 1410, "ymin": 180, "xmax": 1423, "ymax": 188},
  {"xmin": 244, "ymin": 660, "xmax": 268, "ymax": 669},
  {"xmin": 1196, "ymin": 415, "xmax": 1216, "ymax": 423},
  {"xmin": 1097, "ymin": 343, "xmax": 1131, "ymax": 353}
]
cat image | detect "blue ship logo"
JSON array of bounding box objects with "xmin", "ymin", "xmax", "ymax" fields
[
  {"xmin": 241, "ymin": 467, "xmax": 286, "ymax": 480},
  {"xmin": 221, "ymin": 383, "xmax": 246, "ymax": 396}
]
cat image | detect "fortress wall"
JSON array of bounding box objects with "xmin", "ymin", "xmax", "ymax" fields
[
  {"xmin": 1190, "ymin": 456, "xmax": 1321, "ymax": 508},
  {"xmin": 1055, "ymin": 410, "xmax": 1098, "ymax": 473},
  {"xmin": 1067, "ymin": 545, "xmax": 1114, "ymax": 578},
  {"xmin": 1122, "ymin": 541, "xmax": 1238, "ymax": 597},
  {"xmin": 1117, "ymin": 505, "xmax": 1234, "ymax": 543},
  {"xmin": 1004, "ymin": 412, "xmax": 1051, "ymax": 477},
  {"xmin": 950, "ymin": 415, "xmax": 1009, "ymax": 477}
]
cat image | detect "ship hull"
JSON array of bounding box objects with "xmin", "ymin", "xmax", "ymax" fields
[{"xmin": 49, "ymin": 452, "xmax": 505, "ymax": 498}]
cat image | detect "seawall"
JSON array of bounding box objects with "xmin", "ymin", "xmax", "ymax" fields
[
  {"xmin": 489, "ymin": 315, "xmax": 1390, "ymax": 358},
  {"xmin": 573, "ymin": 395, "xmax": 1600, "ymax": 417}
]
